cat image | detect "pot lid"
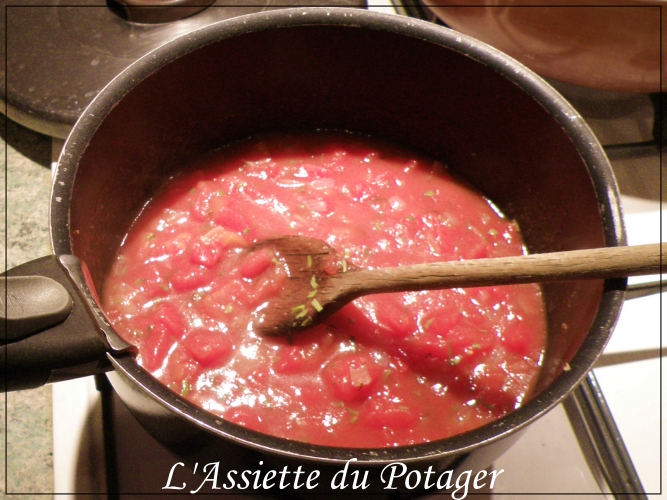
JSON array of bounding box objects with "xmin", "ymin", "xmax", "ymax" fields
[{"xmin": 0, "ymin": 0, "xmax": 366, "ymax": 139}]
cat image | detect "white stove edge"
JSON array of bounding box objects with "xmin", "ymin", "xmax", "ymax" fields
[{"xmin": 592, "ymin": 198, "xmax": 664, "ymax": 496}]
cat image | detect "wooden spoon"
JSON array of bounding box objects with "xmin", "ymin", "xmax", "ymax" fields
[{"xmin": 248, "ymin": 236, "xmax": 664, "ymax": 337}]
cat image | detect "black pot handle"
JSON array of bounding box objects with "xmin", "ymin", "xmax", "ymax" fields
[
  {"xmin": 1, "ymin": 255, "xmax": 135, "ymax": 392},
  {"xmin": 1, "ymin": 273, "xmax": 72, "ymax": 343}
]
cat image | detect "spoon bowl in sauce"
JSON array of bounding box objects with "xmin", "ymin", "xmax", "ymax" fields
[{"xmin": 249, "ymin": 236, "xmax": 665, "ymax": 337}]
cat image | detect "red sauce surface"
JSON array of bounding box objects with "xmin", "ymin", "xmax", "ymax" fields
[{"xmin": 102, "ymin": 131, "xmax": 547, "ymax": 448}]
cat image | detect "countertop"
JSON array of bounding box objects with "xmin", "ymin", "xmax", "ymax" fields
[{"xmin": 2, "ymin": 118, "xmax": 55, "ymax": 498}]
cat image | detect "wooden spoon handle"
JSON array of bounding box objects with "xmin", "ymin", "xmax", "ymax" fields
[{"xmin": 342, "ymin": 243, "xmax": 665, "ymax": 296}]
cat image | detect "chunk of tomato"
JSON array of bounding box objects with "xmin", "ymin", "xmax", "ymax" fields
[
  {"xmin": 321, "ymin": 352, "xmax": 382, "ymax": 403},
  {"xmin": 189, "ymin": 238, "xmax": 224, "ymax": 268},
  {"xmin": 240, "ymin": 248, "xmax": 274, "ymax": 279},
  {"xmin": 214, "ymin": 206, "xmax": 249, "ymax": 234},
  {"xmin": 362, "ymin": 400, "xmax": 419, "ymax": 430},
  {"xmin": 141, "ymin": 323, "xmax": 175, "ymax": 372},
  {"xmin": 171, "ymin": 266, "xmax": 212, "ymax": 293},
  {"xmin": 182, "ymin": 329, "xmax": 233, "ymax": 368}
]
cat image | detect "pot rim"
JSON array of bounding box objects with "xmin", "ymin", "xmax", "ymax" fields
[{"xmin": 50, "ymin": 7, "xmax": 626, "ymax": 465}]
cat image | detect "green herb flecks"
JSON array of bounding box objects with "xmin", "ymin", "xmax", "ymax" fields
[
  {"xmin": 295, "ymin": 308, "xmax": 309, "ymax": 319},
  {"xmin": 311, "ymin": 299, "xmax": 323, "ymax": 312},
  {"xmin": 181, "ymin": 379, "xmax": 190, "ymax": 396}
]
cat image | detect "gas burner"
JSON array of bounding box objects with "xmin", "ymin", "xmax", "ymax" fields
[{"xmin": 1, "ymin": 0, "xmax": 366, "ymax": 138}]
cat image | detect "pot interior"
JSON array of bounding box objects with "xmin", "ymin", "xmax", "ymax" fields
[{"xmin": 59, "ymin": 12, "xmax": 622, "ymax": 456}]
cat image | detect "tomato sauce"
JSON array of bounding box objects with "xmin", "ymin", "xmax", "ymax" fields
[{"xmin": 102, "ymin": 131, "xmax": 547, "ymax": 448}]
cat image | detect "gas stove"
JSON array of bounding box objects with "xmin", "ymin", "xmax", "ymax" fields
[{"xmin": 1, "ymin": 1, "xmax": 662, "ymax": 498}]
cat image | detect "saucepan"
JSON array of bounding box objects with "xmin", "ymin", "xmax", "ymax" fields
[
  {"xmin": 421, "ymin": 0, "xmax": 664, "ymax": 93},
  {"xmin": 1, "ymin": 7, "xmax": 631, "ymax": 496}
]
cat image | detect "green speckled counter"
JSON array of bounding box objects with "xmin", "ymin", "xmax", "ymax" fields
[{"xmin": 2, "ymin": 118, "xmax": 55, "ymax": 498}]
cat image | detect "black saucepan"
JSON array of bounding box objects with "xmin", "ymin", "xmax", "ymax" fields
[{"xmin": 2, "ymin": 7, "xmax": 627, "ymax": 496}]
